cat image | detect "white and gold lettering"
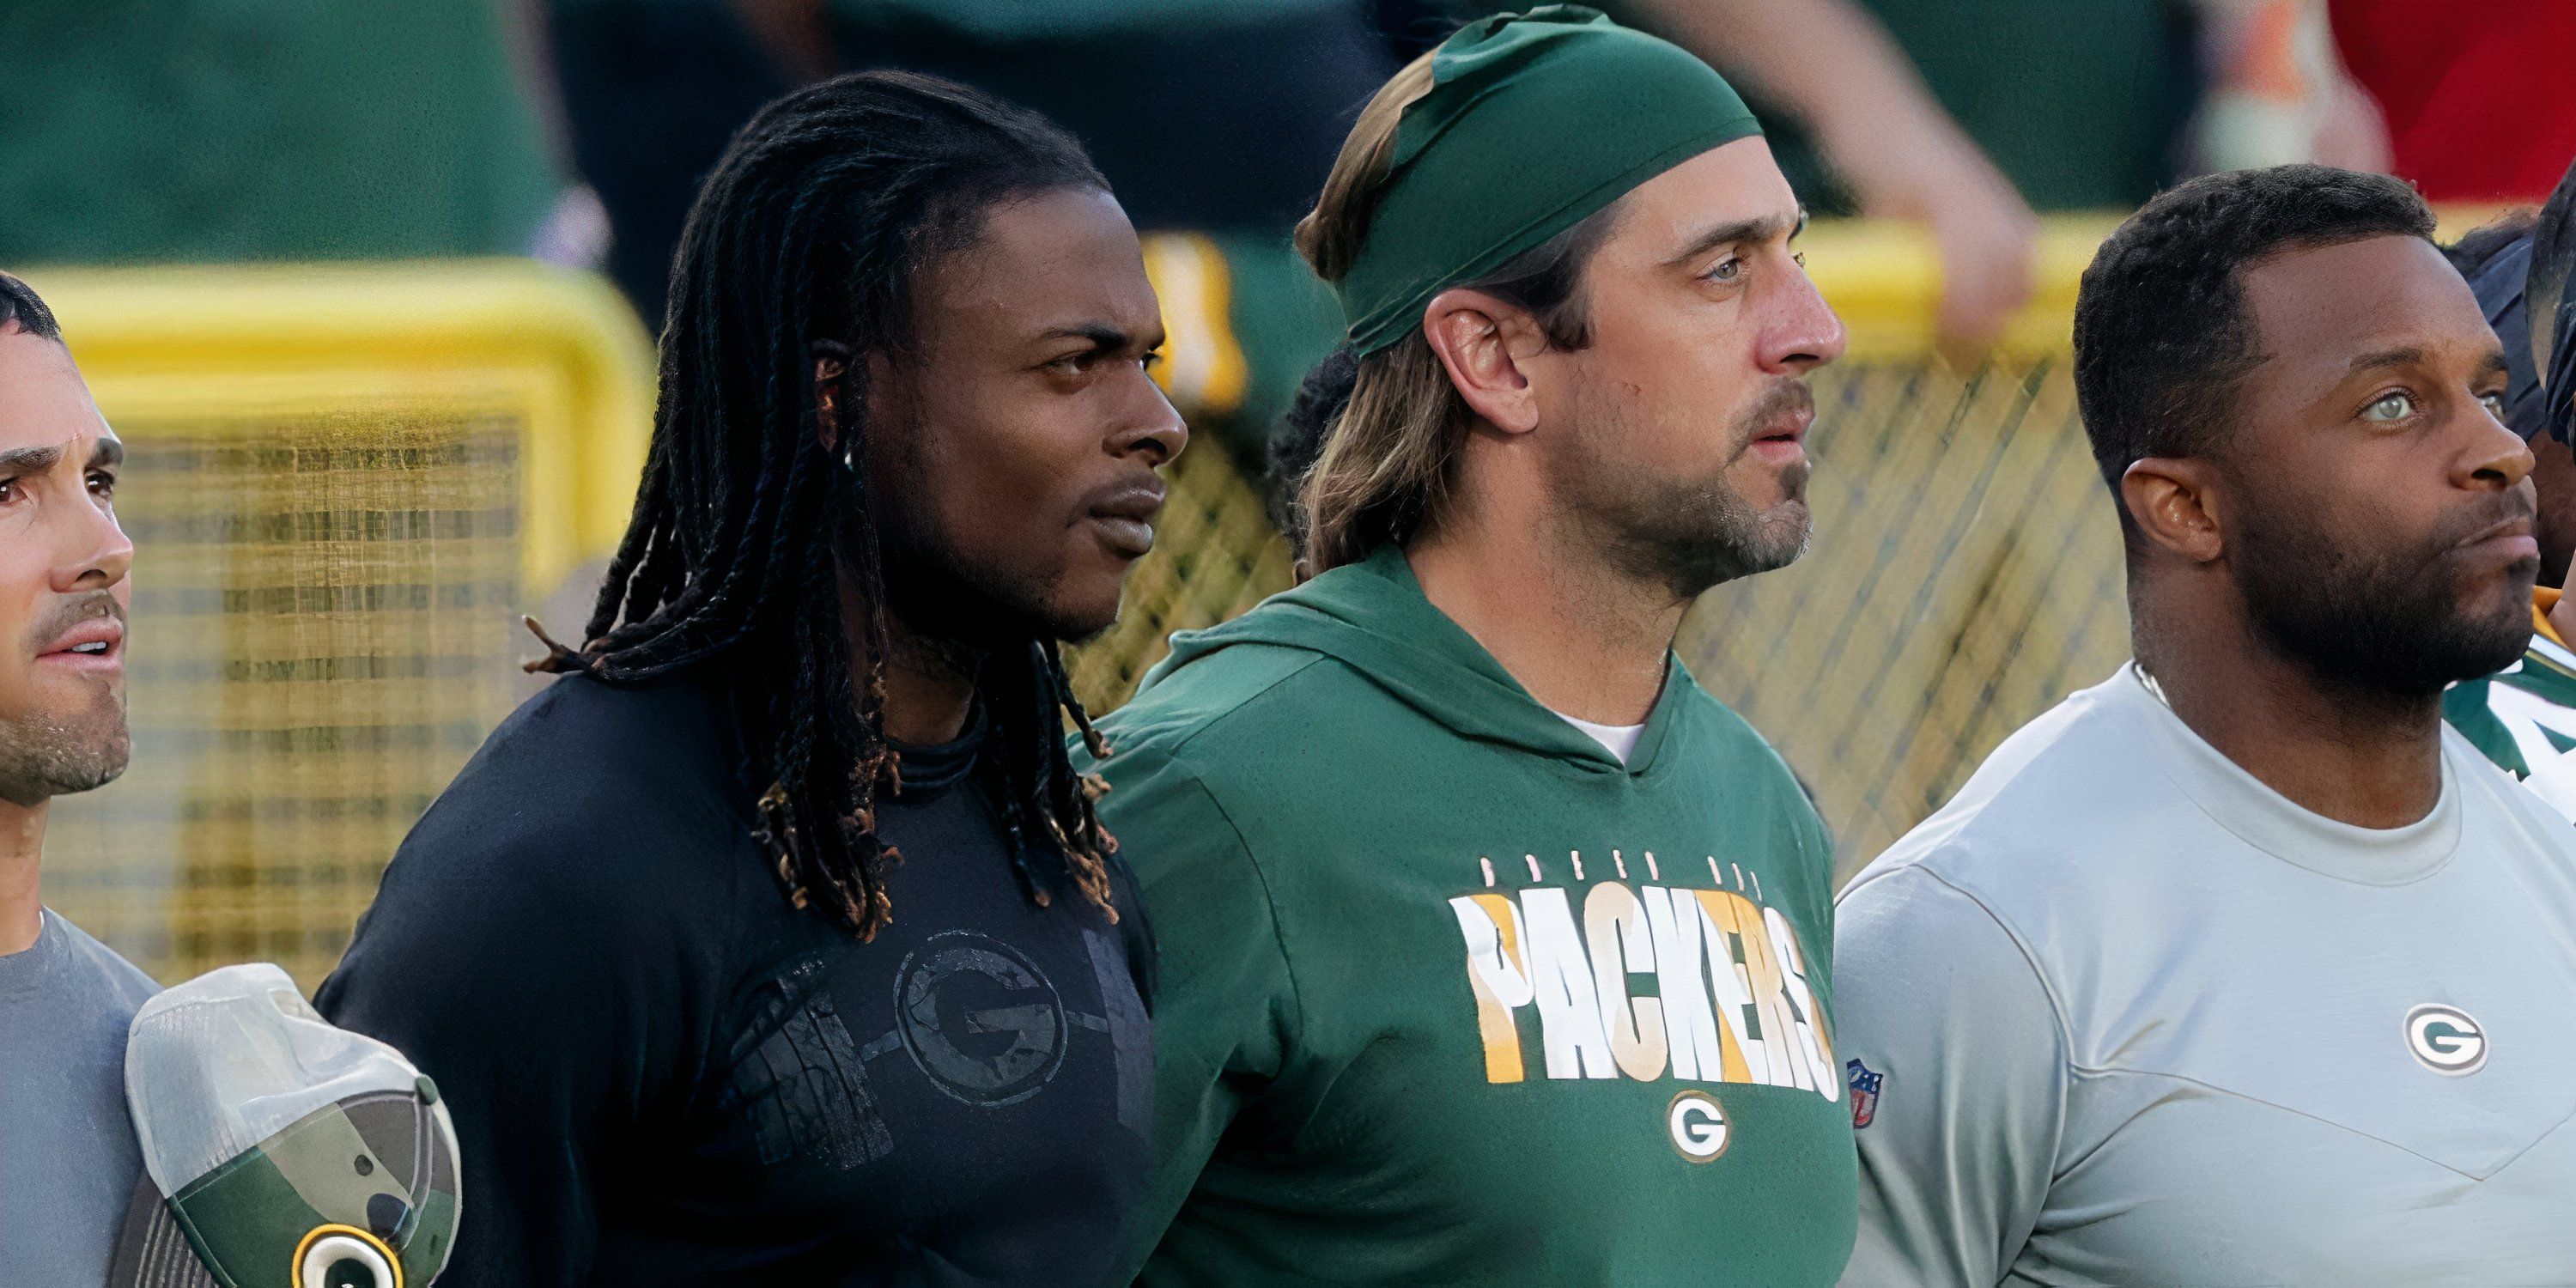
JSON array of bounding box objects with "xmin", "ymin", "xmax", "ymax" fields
[
  {"xmin": 1583, "ymin": 883, "xmax": 1668, "ymax": 1081},
  {"xmin": 1643, "ymin": 886, "xmax": 1730, "ymax": 1083},
  {"xmin": 1693, "ymin": 890, "xmax": 1772, "ymax": 1085},
  {"xmin": 1451, "ymin": 857, "xmax": 1833, "ymax": 1103},
  {"xmin": 1730, "ymin": 893, "xmax": 1812, "ymax": 1092},
  {"xmin": 1765, "ymin": 905, "xmax": 1840, "ymax": 1102},
  {"xmin": 1449, "ymin": 895, "xmax": 1533, "ymax": 1083},
  {"xmin": 1519, "ymin": 887, "xmax": 1617, "ymax": 1079}
]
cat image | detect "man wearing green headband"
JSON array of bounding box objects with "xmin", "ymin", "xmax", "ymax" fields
[{"xmin": 1081, "ymin": 9, "xmax": 1854, "ymax": 1284}]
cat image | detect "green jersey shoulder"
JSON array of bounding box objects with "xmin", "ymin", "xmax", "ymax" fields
[{"xmin": 2444, "ymin": 629, "xmax": 2576, "ymax": 822}]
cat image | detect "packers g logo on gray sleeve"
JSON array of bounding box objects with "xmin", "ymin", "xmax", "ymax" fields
[{"xmin": 2404, "ymin": 1003, "xmax": 2488, "ymax": 1076}]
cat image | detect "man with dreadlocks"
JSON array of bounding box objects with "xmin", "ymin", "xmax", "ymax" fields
[
  {"xmin": 1084, "ymin": 9, "xmax": 1855, "ymax": 1286},
  {"xmin": 318, "ymin": 70, "xmax": 1180, "ymax": 1285}
]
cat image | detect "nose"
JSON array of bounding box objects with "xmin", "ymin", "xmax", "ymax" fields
[
  {"xmin": 1111, "ymin": 374, "xmax": 1189, "ymax": 468},
  {"xmin": 1761, "ymin": 256, "xmax": 1849, "ymax": 376},
  {"xmin": 52, "ymin": 483, "xmax": 133, "ymax": 595},
  {"xmin": 2459, "ymin": 397, "xmax": 2536, "ymax": 493}
]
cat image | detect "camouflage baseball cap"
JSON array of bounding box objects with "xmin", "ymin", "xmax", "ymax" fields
[{"xmin": 107, "ymin": 963, "xmax": 460, "ymax": 1288}]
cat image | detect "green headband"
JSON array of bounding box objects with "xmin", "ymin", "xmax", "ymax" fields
[{"xmin": 1334, "ymin": 6, "xmax": 1763, "ymax": 355}]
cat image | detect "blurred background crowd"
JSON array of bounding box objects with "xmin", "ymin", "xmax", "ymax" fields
[
  {"xmin": 4, "ymin": 0, "xmax": 2574, "ymax": 986},
  {"xmin": 16, "ymin": 0, "xmax": 2576, "ymax": 431}
]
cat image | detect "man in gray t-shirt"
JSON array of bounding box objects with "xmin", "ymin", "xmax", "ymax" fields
[
  {"xmin": 0, "ymin": 270, "xmax": 149, "ymax": 1282},
  {"xmin": 2, "ymin": 910, "xmax": 155, "ymax": 1275},
  {"xmin": 1838, "ymin": 167, "xmax": 2576, "ymax": 1285}
]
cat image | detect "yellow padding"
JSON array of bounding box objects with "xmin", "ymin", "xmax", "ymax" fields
[{"xmin": 1139, "ymin": 233, "xmax": 1249, "ymax": 418}]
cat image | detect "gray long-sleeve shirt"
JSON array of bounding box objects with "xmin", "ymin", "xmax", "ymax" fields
[
  {"xmin": 0, "ymin": 908, "xmax": 157, "ymax": 1283},
  {"xmin": 1836, "ymin": 665, "xmax": 2576, "ymax": 1286}
]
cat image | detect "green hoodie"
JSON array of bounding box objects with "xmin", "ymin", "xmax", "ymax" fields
[{"xmin": 1084, "ymin": 547, "xmax": 1856, "ymax": 1286}]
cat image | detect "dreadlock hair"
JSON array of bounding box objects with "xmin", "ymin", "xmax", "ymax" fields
[{"xmin": 528, "ymin": 70, "xmax": 1122, "ymax": 940}]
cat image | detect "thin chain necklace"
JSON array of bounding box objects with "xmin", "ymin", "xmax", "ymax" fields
[{"xmin": 2136, "ymin": 661, "xmax": 2173, "ymax": 709}]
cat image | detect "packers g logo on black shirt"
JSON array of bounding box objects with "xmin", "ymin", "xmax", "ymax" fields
[{"xmin": 896, "ymin": 932, "xmax": 1068, "ymax": 1105}]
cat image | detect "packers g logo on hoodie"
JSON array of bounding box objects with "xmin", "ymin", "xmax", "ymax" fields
[{"xmin": 1449, "ymin": 848, "xmax": 1839, "ymax": 1157}]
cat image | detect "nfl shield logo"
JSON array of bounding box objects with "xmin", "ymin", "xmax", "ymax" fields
[{"xmin": 1847, "ymin": 1059, "xmax": 1884, "ymax": 1129}]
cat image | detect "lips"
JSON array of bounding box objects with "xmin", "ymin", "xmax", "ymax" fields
[
  {"xmin": 1084, "ymin": 478, "xmax": 1169, "ymax": 558},
  {"xmin": 35, "ymin": 614, "xmax": 123, "ymax": 672},
  {"xmin": 1746, "ymin": 404, "xmax": 1814, "ymax": 464},
  {"xmin": 2460, "ymin": 512, "xmax": 2541, "ymax": 563},
  {"xmin": 1760, "ymin": 404, "xmax": 1814, "ymax": 446},
  {"xmin": 1738, "ymin": 381, "xmax": 1818, "ymax": 466}
]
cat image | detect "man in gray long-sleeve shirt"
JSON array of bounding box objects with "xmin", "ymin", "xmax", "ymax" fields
[
  {"xmin": 0, "ymin": 271, "xmax": 154, "ymax": 1283},
  {"xmin": 1837, "ymin": 166, "xmax": 2576, "ymax": 1286}
]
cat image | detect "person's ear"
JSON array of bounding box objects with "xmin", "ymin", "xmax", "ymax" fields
[
  {"xmin": 813, "ymin": 355, "xmax": 848, "ymax": 455},
  {"xmin": 2121, "ymin": 457, "xmax": 2227, "ymax": 564},
  {"xmin": 1420, "ymin": 288, "xmax": 1551, "ymax": 434}
]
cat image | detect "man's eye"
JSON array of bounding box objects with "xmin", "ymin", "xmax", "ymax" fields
[
  {"xmin": 0, "ymin": 477, "xmax": 17, "ymax": 506},
  {"xmin": 2479, "ymin": 392, "xmax": 2508, "ymax": 419},
  {"xmin": 88, "ymin": 471, "xmax": 116, "ymax": 501},
  {"xmin": 2362, "ymin": 391, "xmax": 2417, "ymax": 422},
  {"xmin": 1704, "ymin": 255, "xmax": 1744, "ymax": 284}
]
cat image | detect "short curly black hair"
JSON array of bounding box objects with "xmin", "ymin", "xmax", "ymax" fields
[
  {"xmin": 0, "ymin": 272, "xmax": 61, "ymax": 343},
  {"xmin": 2073, "ymin": 165, "xmax": 2435, "ymax": 509}
]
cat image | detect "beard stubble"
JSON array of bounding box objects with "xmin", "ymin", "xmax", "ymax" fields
[{"xmin": 1551, "ymin": 376, "xmax": 1817, "ymax": 601}]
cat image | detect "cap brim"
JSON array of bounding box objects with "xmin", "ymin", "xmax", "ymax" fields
[{"xmin": 106, "ymin": 1172, "xmax": 221, "ymax": 1288}]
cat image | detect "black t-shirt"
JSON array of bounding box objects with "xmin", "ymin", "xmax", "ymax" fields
[{"xmin": 317, "ymin": 671, "xmax": 1153, "ymax": 1285}]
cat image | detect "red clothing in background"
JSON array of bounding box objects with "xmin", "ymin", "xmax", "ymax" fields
[{"xmin": 2332, "ymin": 0, "xmax": 2576, "ymax": 204}]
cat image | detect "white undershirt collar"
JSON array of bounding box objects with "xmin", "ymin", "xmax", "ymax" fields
[{"xmin": 1556, "ymin": 711, "xmax": 1647, "ymax": 764}]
